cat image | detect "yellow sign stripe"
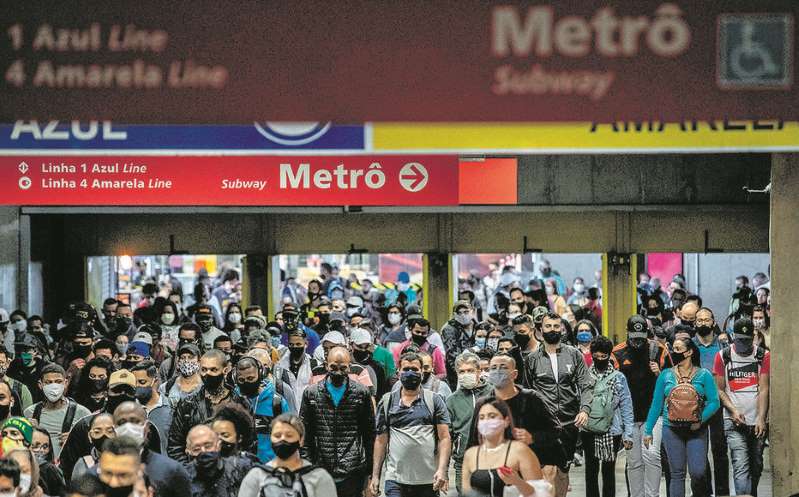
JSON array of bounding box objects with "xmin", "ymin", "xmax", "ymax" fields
[{"xmin": 373, "ymin": 121, "xmax": 799, "ymax": 151}]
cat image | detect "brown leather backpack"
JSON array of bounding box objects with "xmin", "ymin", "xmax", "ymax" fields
[{"xmin": 666, "ymin": 367, "xmax": 703, "ymax": 425}]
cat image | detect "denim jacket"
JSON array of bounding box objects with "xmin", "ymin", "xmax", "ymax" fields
[{"xmin": 608, "ymin": 372, "xmax": 635, "ymax": 442}]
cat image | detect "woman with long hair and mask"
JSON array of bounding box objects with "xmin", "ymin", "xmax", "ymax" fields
[
  {"xmin": 574, "ymin": 320, "xmax": 599, "ymax": 367},
  {"xmin": 30, "ymin": 427, "xmax": 66, "ymax": 497},
  {"xmin": 222, "ymin": 302, "xmax": 244, "ymax": 344},
  {"xmin": 7, "ymin": 449, "xmax": 45, "ymax": 497},
  {"xmin": 544, "ymin": 280, "xmax": 568, "ymax": 317},
  {"xmin": 238, "ymin": 414, "xmax": 337, "ymax": 497},
  {"xmin": 70, "ymin": 413, "xmax": 116, "ymax": 481},
  {"xmin": 380, "ymin": 303, "xmax": 407, "ymax": 352},
  {"xmin": 210, "ymin": 402, "xmax": 258, "ymax": 463},
  {"xmin": 157, "ymin": 300, "xmax": 182, "ymax": 351},
  {"xmin": 72, "ymin": 357, "xmax": 116, "ymax": 413},
  {"xmin": 462, "ymin": 398, "xmax": 546, "ymax": 497}
]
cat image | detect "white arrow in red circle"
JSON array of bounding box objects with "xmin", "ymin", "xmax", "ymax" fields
[{"xmin": 399, "ymin": 162, "xmax": 428, "ymax": 192}]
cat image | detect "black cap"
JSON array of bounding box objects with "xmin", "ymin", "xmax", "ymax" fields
[
  {"xmin": 626, "ymin": 315, "xmax": 649, "ymax": 337},
  {"xmin": 177, "ymin": 342, "xmax": 201, "ymax": 357},
  {"xmin": 733, "ymin": 317, "xmax": 754, "ymax": 337}
]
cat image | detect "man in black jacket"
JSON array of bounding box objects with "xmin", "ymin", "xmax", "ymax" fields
[
  {"xmin": 167, "ymin": 349, "xmax": 250, "ymax": 463},
  {"xmin": 300, "ymin": 346, "xmax": 375, "ymax": 497}
]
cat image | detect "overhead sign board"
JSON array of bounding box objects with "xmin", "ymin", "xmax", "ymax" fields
[
  {"xmin": 0, "ymin": 156, "xmax": 459, "ymax": 206},
  {"xmin": 1, "ymin": 2, "xmax": 796, "ymax": 122}
]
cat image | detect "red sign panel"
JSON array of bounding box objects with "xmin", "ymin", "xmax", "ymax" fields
[
  {"xmin": 0, "ymin": 2, "xmax": 796, "ymax": 122},
  {"xmin": 0, "ymin": 156, "xmax": 459, "ymax": 206}
]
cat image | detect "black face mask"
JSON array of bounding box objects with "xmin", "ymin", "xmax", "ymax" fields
[
  {"xmin": 328, "ymin": 371, "xmax": 347, "ymax": 387},
  {"xmin": 201, "ymin": 373, "xmax": 225, "ymax": 392},
  {"xmin": 91, "ymin": 378, "xmax": 109, "ymax": 393},
  {"xmin": 352, "ymin": 349, "xmax": 371, "ymax": 363},
  {"xmin": 102, "ymin": 482, "xmax": 134, "ymax": 497},
  {"xmin": 114, "ymin": 316, "xmax": 132, "ymax": 332},
  {"xmin": 628, "ymin": 338, "xmax": 648, "ymax": 350},
  {"xmin": 422, "ymin": 372, "xmax": 432, "ymax": 384},
  {"xmin": 411, "ymin": 334, "xmax": 427, "ymax": 346},
  {"xmin": 74, "ymin": 343, "xmax": 92, "ymax": 356},
  {"xmin": 238, "ymin": 379, "xmax": 261, "ymax": 397},
  {"xmin": 272, "ymin": 440, "xmax": 300, "ymax": 460},
  {"xmin": 695, "ymin": 325, "xmax": 713, "ymax": 337},
  {"xmin": 317, "ymin": 314, "xmax": 330, "ymax": 328},
  {"xmin": 400, "ymin": 370, "xmax": 422, "ymax": 390},
  {"xmin": 681, "ymin": 320, "xmax": 695, "ymax": 328},
  {"xmin": 671, "ymin": 351, "xmax": 687, "ymax": 364},
  {"xmin": 593, "ymin": 358, "xmax": 610, "ymax": 371},
  {"xmin": 197, "ymin": 319, "xmax": 213, "ymax": 332},
  {"xmin": 135, "ymin": 386, "xmax": 153, "ymax": 404},
  {"xmin": 85, "ymin": 395, "xmax": 106, "ymax": 412},
  {"xmin": 0, "ymin": 404, "xmax": 9, "ymax": 419},
  {"xmin": 542, "ymin": 331, "xmax": 561, "ymax": 345},
  {"xmin": 106, "ymin": 393, "xmax": 135, "ymax": 414},
  {"xmin": 220, "ymin": 439, "xmax": 237, "ymax": 457},
  {"xmin": 196, "ymin": 450, "xmax": 221, "ymax": 474},
  {"xmin": 91, "ymin": 435, "xmax": 109, "ymax": 452},
  {"xmin": 514, "ymin": 333, "xmax": 531, "ymax": 349},
  {"xmin": 288, "ymin": 346, "xmax": 305, "ymax": 360}
]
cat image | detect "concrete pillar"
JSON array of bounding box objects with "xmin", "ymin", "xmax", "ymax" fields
[
  {"xmin": 0, "ymin": 207, "xmax": 19, "ymax": 311},
  {"xmin": 425, "ymin": 252, "xmax": 451, "ymax": 330},
  {"xmin": 601, "ymin": 252, "xmax": 638, "ymax": 344},
  {"xmin": 769, "ymin": 154, "xmax": 799, "ymax": 497},
  {"xmin": 242, "ymin": 254, "xmax": 269, "ymax": 316}
]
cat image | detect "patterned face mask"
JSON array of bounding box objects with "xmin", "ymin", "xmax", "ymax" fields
[{"xmin": 177, "ymin": 359, "xmax": 200, "ymax": 377}]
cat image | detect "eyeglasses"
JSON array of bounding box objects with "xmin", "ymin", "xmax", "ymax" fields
[{"xmin": 31, "ymin": 442, "xmax": 50, "ymax": 453}]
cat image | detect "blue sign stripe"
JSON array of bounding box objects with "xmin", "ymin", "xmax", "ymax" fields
[{"xmin": 0, "ymin": 123, "xmax": 365, "ymax": 150}]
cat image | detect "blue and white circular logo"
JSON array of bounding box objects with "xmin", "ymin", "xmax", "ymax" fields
[{"xmin": 253, "ymin": 122, "xmax": 332, "ymax": 146}]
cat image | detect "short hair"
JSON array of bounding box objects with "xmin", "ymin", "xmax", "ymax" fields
[
  {"xmin": 497, "ymin": 337, "xmax": 515, "ymax": 348},
  {"xmin": 94, "ymin": 339, "xmax": 117, "ymax": 353},
  {"xmin": 287, "ymin": 330, "xmax": 307, "ymax": 341},
  {"xmin": 511, "ymin": 314, "xmax": 533, "ymax": 327},
  {"xmin": 543, "ymin": 312, "xmax": 561, "ymax": 323},
  {"xmin": 102, "ymin": 435, "xmax": 141, "ymax": 458},
  {"xmin": 490, "ymin": 352, "xmax": 517, "ymax": 370},
  {"xmin": 213, "ymin": 335, "xmax": 232, "ymax": 346},
  {"xmin": 202, "ymin": 349, "xmax": 228, "ymax": 366},
  {"xmin": 212, "ymin": 402, "xmax": 255, "ymax": 449},
  {"xmin": 221, "ymin": 269, "xmax": 239, "ymax": 283},
  {"xmin": 399, "ymin": 351, "xmax": 423, "ymax": 369},
  {"xmin": 40, "ymin": 363, "xmax": 66, "ymax": 378},
  {"xmin": 245, "ymin": 305, "xmax": 262, "ymax": 314},
  {"xmin": 736, "ymin": 275, "xmax": 749, "ymax": 284},
  {"xmin": 68, "ymin": 473, "xmax": 105, "ymax": 496},
  {"xmin": 178, "ymin": 323, "xmax": 201, "ymax": 335},
  {"xmin": 589, "ymin": 335, "xmax": 613, "ymax": 355},
  {"xmin": 103, "ymin": 298, "xmax": 118, "ymax": 307},
  {"xmin": 454, "ymin": 351, "xmax": 480, "ymax": 370},
  {"xmin": 0, "ymin": 459, "xmax": 20, "ymax": 487},
  {"xmin": 129, "ymin": 360, "xmax": 158, "ymax": 379},
  {"xmin": 270, "ymin": 413, "xmax": 305, "ymax": 440}
]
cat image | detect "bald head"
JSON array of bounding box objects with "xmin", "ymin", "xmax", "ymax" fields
[
  {"xmin": 186, "ymin": 424, "xmax": 220, "ymax": 457},
  {"xmin": 246, "ymin": 348, "xmax": 272, "ymax": 369},
  {"xmin": 680, "ymin": 301, "xmax": 699, "ymax": 322},
  {"xmin": 113, "ymin": 401, "xmax": 147, "ymax": 429},
  {"xmin": 326, "ymin": 346, "xmax": 351, "ymax": 366}
]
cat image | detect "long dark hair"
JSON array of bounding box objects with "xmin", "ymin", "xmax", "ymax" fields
[
  {"xmin": 467, "ymin": 398, "xmax": 515, "ymax": 449},
  {"xmin": 674, "ymin": 337, "xmax": 701, "ymax": 367}
]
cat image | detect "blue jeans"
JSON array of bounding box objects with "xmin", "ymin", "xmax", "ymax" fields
[
  {"xmin": 661, "ymin": 424, "xmax": 709, "ymax": 497},
  {"xmin": 725, "ymin": 419, "xmax": 767, "ymax": 497}
]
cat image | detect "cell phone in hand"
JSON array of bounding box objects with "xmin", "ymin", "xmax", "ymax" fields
[{"xmin": 498, "ymin": 466, "xmax": 512, "ymax": 476}]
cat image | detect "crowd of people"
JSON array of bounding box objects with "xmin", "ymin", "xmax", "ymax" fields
[{"xmin": 0, "ymin": 261, "xmax": 772, "ymax": 497}]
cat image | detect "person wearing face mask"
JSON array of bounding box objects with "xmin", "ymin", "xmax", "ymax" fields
[
  {"xmin": 71, "ymin": 412, "xmax": 115, "ymax": 480},
  {"xmin": 0, "ymin": 350, "xmax": 33, "ymax": 412},
  {"xmin": 667, "ymin": 301, "xmax": 699, "ymax": 343},
  {"xmin": 580, "ymin": 336, "xmax": 634, "ymax": 497},
  {"xmin": 193, "ymin": 306, "xmax": 227, "ymax": 352},
  {"xmin": 441, "ymin": 301, "xmax": 477, "ymax": 390},
  {"xmin": 381, "ymin": 304, "xmax": 407, "ymax": 352},
  {"xmin": 72, "ymin": 357, "xmax": 114, "ymax": 414},
  {"xmin": 239, "ymin": 414, "xmax": 337, "ymax": 497},
  {"xmin": 30, "ymin": 427, "xmax": 66, "ymax": 497},
  {"xmin": 309, "ymin": 332, "xmax": 374, "ymax": 391},
  {"xmin": 392, "ymin": 317, "xmax": 447, "ymax": 380},
  {"xmin": 6, "ymin": 448, "xmax": 45, "ymax": 497},
  {"xmin": 167, "ymin": 350, "xmax": 249, "ymax": 464},
  {"xmin": 122, "ymin": 339, "xmax": 150, "ymax": 372},
  {"xmin": 8, "ymin": 310, "xmax": 28, "ymax": 342},
  {"xmin": 574, "ymin": 320, "xmax": 598, "ymax": 366},
  {"xmin": 690, "ymin": 307, "xmax": 730, "ymax": 497},
  {"xmin": 129, "ymin": 362, "xmax": 172, "ymax": 455},
  {"xmin": 611, "ymin": 315, "xmax": 672, "ymax": 497},
  {"xmin": 93, "ymin": 435, "xmax": 150, "ymax": 497},
  {"xmin": 109, "ymin": 402, "xmax": 190, "ymax": 497},
  {"xmin": 644, "ymin": 338, "xmax": 720, "ymax": 497},
  {"xmin": 111, "ymin": 302, "xmax": 135, "ymax": 340},
  {"xmin": 349, "ymin": 328, "xmax": 388, "ymax": 397},
  {"xmin": 712, "ymin": 317, "xmax": 770, "ymax": 497},
  {"xmin": 157, "ymin": 301, "xmax": 181, "ymax": 352},
  {"xmin": 58, "ymin": 369, "xmax": 163, "ymax": 480},
  {"xmin": 158, "ymin": 323, "xmax": 202, "ymax": 383},
  {"xmin": 232, "ymin": 356, "xmax": 290, "ymax": 463},
  {"xmin": 523, "ymin": 313, "xmax": 594, "ymax": 497},
  {"xmin": 184, "ymin": 424, "xmax": 254, "ymax": 497},
  {"xmin": 8, "ymin": 335, "xmax": 50, "ymax": 404},
  {"xmin": 24, "ymin": 364, "xmax": 91, "ymax": 459},
  {"xmin": 390, "ymin": 350, "xmax": 453, "ymax": 400},
  {"xmin": 0, "ymin": 458, "xmax": 22, "ymax": 497},
  {"xmin": 279, "ymin": 304, "xmax": 321, "ymax": 356},
  {"xmin": 544, "ymin": 281, "xmax": 568, "ymax": 318},
  {"xmin": 461, "ymin": 398, "xmax": 546, "ymax": 497},
  {"xmin": 277, "ymin": 331, "xmax": 320, "ymax": 408},
  {"xmin": 372, "ymin": 352, "xmax": 452, "ymax": 497},
  {"xmin": 445, "ymin": 351, "xmax": 494, "ymax": 494},
  {"xmin": 55, "ymin": 322, "xmax": 95, "ymax": 369},
  {"xmin": 222, "ymin": 303, "xmax": 244, "ymax": 346},
  {"xmin": 567, "ymin": 277, "xmax": 589, "ymax": 307},
  {"xmin": 299, "ymin": 346, "xmax": 375, "ymax": 497},
  {"xmin": 751, "ymin": 305, "xmax": 770, "ymax": 350}
]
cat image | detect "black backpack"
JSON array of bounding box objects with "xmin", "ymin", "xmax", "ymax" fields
[
  {"xmin": 256, "ymin": 464, "xmax": 317, "ymax": 497},
  {"xmin": 31, "ymin": 398, "xmax": 79, "ymax": 434}
]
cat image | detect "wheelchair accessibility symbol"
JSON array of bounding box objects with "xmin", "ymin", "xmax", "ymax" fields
[{"xmin": 718, "ymin": 14, "xmax": 793, "ymax": 89}]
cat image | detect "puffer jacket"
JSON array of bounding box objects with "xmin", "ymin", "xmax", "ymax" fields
[
  {"xmin": 167, "ymin": 388, "xmax": 250, "ymax": 463},
  {"xmin": 441, "ymin": 320, "xmax": 475, "ymax": 386},
  {"xmin": 299, "ymin": 378, "xmax": 375, "ymax": 480},
  {"xmin": 524, "ymin": 343, "xmax": 595, "ymax": 424}
]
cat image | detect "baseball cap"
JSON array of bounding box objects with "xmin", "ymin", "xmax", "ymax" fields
[
  {"xmin": 0, "ymin": 308, "xmax": 8, "ymax": 324},
  {"xmin": 531, "ymin": 306, "xmax": 548, "ymax": 323},
  {"xmin": 244, "ymin": 315, "xmax": 266, "ymax": 329},
  {"xmin": 452, "ymin": 300, "xmax": 472, "ymax": 313},
  {"xmin": 109, "ymin": 369, "xmax": 136, "ymax": 389},
  {"xmin": 128, "ymin": 341, "xmax": 151, "ymax": 357},
  {"xmin": 321, "ymin": 331, "xmax": 346, "ymax": 346},
  {"xmin": 132, "ymin": 332, "xmax": 153, "ymax": 346},
  {"xmin": 733, "ymin": 317, "xmax": 755, "ymax": 337},
  {"xmin": 346, "ymin": 296, "xmax": 364, "ymax": 308},
  {"xmin": 177, "ymin": 342, "xmax": 201, "ymax": 357},
  {"xmin": 626, "ymin": 315, "xmax": 649, "ymax": 339},
  {"xmin": 350, "ymin": 328, "xmax": 372, "ymax": 346}
]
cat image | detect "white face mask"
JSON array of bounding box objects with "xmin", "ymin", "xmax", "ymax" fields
[
  {"xmin": 458, "ymin": 372, "xmax": 478, "ymax": 390},
  {"xmin": 43, "ymin": 382, "xmax": 65, "ymax": 402},
  {"xmin": 228, "ymin": 312, "xmax": 242, "ymax": 324},
  {"xmin": 18, "ymin": 474, "xmax": 31, "ymax": 494},
  {"xmin": 455, "ymin": 314, "xmax": 472, "ymax": 326},
  {"xmin": 115, "ymin": 422, "xmax": 146, "ymax": 444},
  {"xmin": 11, "ymin": 320, "xmax": 26, "ymax": 332},
  {"xmin": 387, "ymin": 313, "xmax": 402, "ymax": 325},
  {"xmin": 546, "ymin": 286, "xmax": 555, "ymax": 296},
  {"xmin": 161, "ymin": 313, "xmax": 175, "ymax": 325},
  {"xmin": 573, "ymin": 283, "xmax": 585, "ymax": 293},
  {"xmin": 752, "ymin": 318, "xmax": 766, "ymax": 329},
  {"xmin": 508, "ymin": 313, "xmax": 521, "ymax": 320}
]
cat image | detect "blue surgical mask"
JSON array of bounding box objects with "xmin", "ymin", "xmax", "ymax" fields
[
  {"xmin": 271, "ymin": 336, "xmax": 281, "ymax": 348},
  {"xmin": 475, "ymin": 337, "xmax": 487, "ymax": 349},
  {"xmin": 576, "ymin": 331, "xmax": 593, "ymax": 343}
]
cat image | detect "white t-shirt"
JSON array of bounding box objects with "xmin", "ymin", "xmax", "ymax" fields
[{"xmin": 548, "ymin": 352, "xmax": 559, "ymax": 383}]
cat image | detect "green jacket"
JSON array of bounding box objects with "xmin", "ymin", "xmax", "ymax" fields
[
  {"xmin": 372, "ymin": 346, "xmax": 396, "ymax": 379},
  {"xmin": 446, "ymin": 382, "xmax": 493, "ymax": 463},
  {"xmin": 4, "ymin": 376, "xmax": 33, "ymax": 411}
]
